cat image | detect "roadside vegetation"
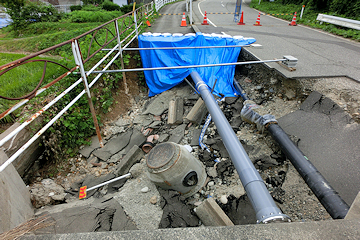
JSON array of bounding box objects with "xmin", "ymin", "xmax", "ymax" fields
[
  {"xmin": 250, "ymin": 0, "xmax": 360, "ymax": 41},
  {"xmin": 0, "ymin": 0, "xmax": 149, "ymax": 164}
]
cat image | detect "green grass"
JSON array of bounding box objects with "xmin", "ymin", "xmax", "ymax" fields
[
  {"xmin": 0, "ymin": 53, "xmax": 66, "ymax": 118},
  {"xmin": 250, "ymin": 0, "xmax": 360, "ymax": 41}
]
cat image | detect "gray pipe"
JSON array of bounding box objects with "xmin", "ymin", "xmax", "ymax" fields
[{"xmin": 190, "ymin": 71, "xmax": 290, "ymax": 223}]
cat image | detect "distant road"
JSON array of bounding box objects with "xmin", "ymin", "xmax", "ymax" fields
[
  {"xmin": 192, "ymin": 0, "xmax": 360, "ymax": 81},
  {"xmin": 149, "ymin": 1, "xmax": 193, "ymax": 34}
]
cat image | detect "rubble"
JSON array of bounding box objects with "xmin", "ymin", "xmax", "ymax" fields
[{"xmin": 28, "ymin": 74, "xmax": 360, "ymax": 234}]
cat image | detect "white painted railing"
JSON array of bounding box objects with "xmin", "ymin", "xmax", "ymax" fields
[
  {"xmin": 317, "ymin": 14, "xmax": 360, "ymax": 31},
  {"xmin": 155, "ymin": 0, "xmax": 178, "ymax": 12}
]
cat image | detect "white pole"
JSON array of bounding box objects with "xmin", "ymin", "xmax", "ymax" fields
[
  {"xmin": 300, "ymin": 5, "xmax": 305, "ymax": 19},
  {"xmin": 86, "ymin": 173, "xmax": 131, "ymax": 192},
  {"xmin": 259, "ymin": 0, "xmax": 261, "ymax": 5}
]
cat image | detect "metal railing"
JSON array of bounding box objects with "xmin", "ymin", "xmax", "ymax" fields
[
  {"xmin": 155, "ymin": 0, "xmax": 178, "ymax": 11},
  {"xmin": 0, "ymin": 3, "xmax": 154, "ymax": 173},
  {"xmin": 317, "ymin": 14, "xmax": 360, "ymax": 31}
]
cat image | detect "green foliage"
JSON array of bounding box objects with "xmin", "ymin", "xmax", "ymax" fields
[
  {"xmin": 1, "ymin": 0, "xmax": 62, "ymax": 31},
  {"xmin": 120, "ymin": 4, "xmax": 135, "ymax": 14},
  {"xmin": 82, "ymin": 0, "xmax": 105, "ymax": 5},
  {"xmin": 102, "ymin": 0, "xmax": 121, "ymax": 11},
  {"xmin": 81, "ymin": 4, "xmax": 102, "ymax": 11},
  {"xmin": 251, "ymin": 0, "xmax": 360, "ymax": 41},
  {"xmin": 70, "ymin": 5, "xmax": 82, "ymax": 11},
  {"xmin": 65, "ymin": 10, "xmax": 123, "ymax": 23}
]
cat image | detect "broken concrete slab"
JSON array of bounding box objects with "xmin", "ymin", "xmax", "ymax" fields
[
  {"xmin": 114, "ymin": 162, "xmax": 163, "ymax": 230},
  {"xmin": 133, "ymin": 115, "xmax": 153, "ymax": 126},
  {"xmin": 167, "ymin": 124, "xmax": 186, "ymax": 144},
  {"xmin": 190, "ymin": 128, "xmax": 202, "ymax": 146},
  {"xmin": 345, "ymin": 191, "xmax": 360, "ymax": 220},
  {"xmin": 185, "ymin": 98, "xmax": 208, "ymax": 125},
  {"xmin": 142, "ymin": 90, "xmax": 174, "ymax": 116},
  {"xmin": 278, "ymin": 91, "xmax": 360, "ymax": 205},
  {"xmin": 168, "ymin": 97, "xmax": 183, "ymax": 125},
  {"xmin": 93, "ymin": 131, "xmax": 132, "ymax": 161},
  {"xmin": 194, "ymin": 197, "xmax": 234, "ymax": 226},
  {"xmin": 79, "ymin": 135, "xmax": 106, "ymax": 159},
  {"xmin": 34, "ymin": 196, "xmax": 137, "ymax": 234},
  {"xmin": 158, "ymin": 189, "xmax": 199, "ymax": 228},
  {"xmin": 114, "ymin": 145, "xmax": 144, "ymax": 177}
]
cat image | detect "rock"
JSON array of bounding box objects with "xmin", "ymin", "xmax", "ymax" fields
[
  {"xmin": 225, "ymin": 97, "xmax": 238, "ymax": 105},
  {"xmin": 30, "ymin": 179, "xmax": 66, "ymax": 208},
  {"xmin": 207, "ymin": 167, "xmax": 218, "ymax": 178},
  {"xmin": 141, "ymin": 187, "xmax": 149, "ymax": 193},
  {"xmin": 150, "ymin": 196, "xmax": 157, "ymax": 204},
  {"xmin": 208, "ymin": 181, "xmax": 215, "ymax": 187},
  {"xmin": 220, "ymin": 195, "xmax": 228, "ymax": 204}
]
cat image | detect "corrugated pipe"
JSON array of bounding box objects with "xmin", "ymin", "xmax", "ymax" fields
[
  {"xmin": 240, "ymin": 101, "xmax": 350, "ymax": 219},
  {"xmin": 190, "ymin": 71, "xmax": 290, "ymax": 224}
]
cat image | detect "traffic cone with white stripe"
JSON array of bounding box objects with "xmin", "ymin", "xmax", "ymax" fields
[
  {"xmin": 253, "ymin": 12, "xmax": 262, "ymax": 26},
  {"xmin": 237, "ymin": 11, "xmax": 245, "ymax": 25},
  {"xmin": 180, "ymin": 12, "xmax": 187, "ymax": 27},
  {"xmin": 289, "ymin": 12, "xmax": 297, "ymax": 26},
  {"xmin": 145, "ymin": 13, "xmax": 151, "ymax": 27},
  {"xmin": 202, "ymin": 11, "xmax": 209, "ymax": 25}
]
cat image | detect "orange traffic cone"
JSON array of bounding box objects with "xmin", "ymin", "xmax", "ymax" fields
[
  {"xmin": 180, "ymin": 12, "xmax": 187, "ymax": 27},
  {"xmin": 202, "ymin": 11, "xmax": 209, "ymax": 25},
  {"xmin": 237, "ymin": 11, "xmax": 245, "ymax": 25},
  {"xmin": 145, "ymin": 13, "xmax": 151, "ymax": 27},
  {"xmin": 289, "ymin": 12, "xmax": 297, "ymax": 26},
  {"xmin": 253, "ymin": 12, "xmax": 262, "ymax": 26}
]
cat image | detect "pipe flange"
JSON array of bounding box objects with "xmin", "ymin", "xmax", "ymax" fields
[{"xmin": 257, "ymin": 214, "xmax": 291, "ymax": 224}]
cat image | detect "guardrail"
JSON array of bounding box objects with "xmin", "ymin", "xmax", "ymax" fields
[
  {"xmin": 154, "ymin": 0, "xmax": 178, "ymax": 12},
  {"xmin": 0, "ymin": 3, "xmax": 154, "ymax": 173},
  {"xmin": 316, "ymin": 14, "xmax": 360, "ymax": 31}
]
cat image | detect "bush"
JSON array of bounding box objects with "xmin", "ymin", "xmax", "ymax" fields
[
  {"xmin": 81, "ymin": 4, "xmax": 102, "ymax": 11},
  {"xmin": 66, "ymin": 10, "xmax": 123, "ymax": 23},
  {"xmin": 120, "ymin": 4, "xmax": 135, "ymax": 14},
  {"xmin": 102, "ymin": 0, "xmax": 121, "ymax": 11},
  {"xmin": 21, "ymin": 2, "xmax": 62, "ymax": 23},
  {"xmin": 70, "ymin": 5, "xmax": 82, "ymax": 11}
]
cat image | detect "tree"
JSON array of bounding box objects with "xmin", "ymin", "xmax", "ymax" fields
[{"xmin": 0, "ymin": 0, "xmax": 27, "ymax": 31}]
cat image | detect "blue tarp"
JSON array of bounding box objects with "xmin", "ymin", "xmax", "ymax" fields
[{"xmin": 138, "ymin": 32, "xmax": 256, "ymax": 97}]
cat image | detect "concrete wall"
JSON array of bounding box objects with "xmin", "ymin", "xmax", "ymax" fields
[
  {"xmin": 0, "ymin": 150, "xmax": 34, "ymax": 234},
  {"xmin": 0, "ymin": 122, "xmax": 43, "ymax": 177}
]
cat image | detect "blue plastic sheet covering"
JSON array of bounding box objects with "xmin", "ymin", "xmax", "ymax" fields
[{"xmin": 138, "ymin": 32, "xmax": 256, "ymax": 97}]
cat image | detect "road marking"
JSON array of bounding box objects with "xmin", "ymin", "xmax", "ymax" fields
[
  {"xmin": 221, "ymin": 4, "xmax": 225, "ymax": 7},
  {"xmin": 198, "ymin": 0, "xmax": 217, "ymax": 27}
]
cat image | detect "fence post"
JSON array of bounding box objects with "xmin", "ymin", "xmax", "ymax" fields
[
  {"xmin": 300, "ymin": 5, "xmax": 305, "ymax": 19},
  {"xmin": 71, "ymin": 40, "xmax": 104, "ymax": 148},
  {"xmin": 115, "ymin": 20, "xmax": 129, "ymax": 95}
]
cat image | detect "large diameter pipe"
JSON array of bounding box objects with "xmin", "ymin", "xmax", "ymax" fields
[
  {"xmin": 267, "ymin": 123, "xmax": 350, "ymax": 219},
  {"xmin": 190, "ymin": 71, "xmax": 290, "ymax": 223}
]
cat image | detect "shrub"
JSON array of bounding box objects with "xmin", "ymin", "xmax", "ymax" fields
[
  {"xmin": 66, "ymin": 10, "xmax": 123, "ymax": 23},
  {"xmin": 81, "ymin": 4, "xmax": 102, "ymax": 11},
  {"xmin": 120, "ymin": 4, "xmax": 135, "ymax": 14},
  {"xmin": 70, "ymin": 5, "xmax": 82, "ymax": 11},
  {"xmin": 102, "ymin": 0, "xmax": 121, "ymax": 11}
]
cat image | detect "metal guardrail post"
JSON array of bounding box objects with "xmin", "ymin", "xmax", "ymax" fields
[
  {"xmin": 190, "ymin": 71, "xmax": 291, "ymax": 224},
  {"xmin": 71, "ymin": 40, "xmax": 104, "ymax": 148},
  {"xmin": 115, "ymin": 20, "xmax": 129, "ymax": 95}
]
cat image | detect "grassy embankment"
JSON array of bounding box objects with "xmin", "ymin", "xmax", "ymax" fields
[{"xmin": 250, "ymin": 0, "xmax": 360, "ymax": 41}]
